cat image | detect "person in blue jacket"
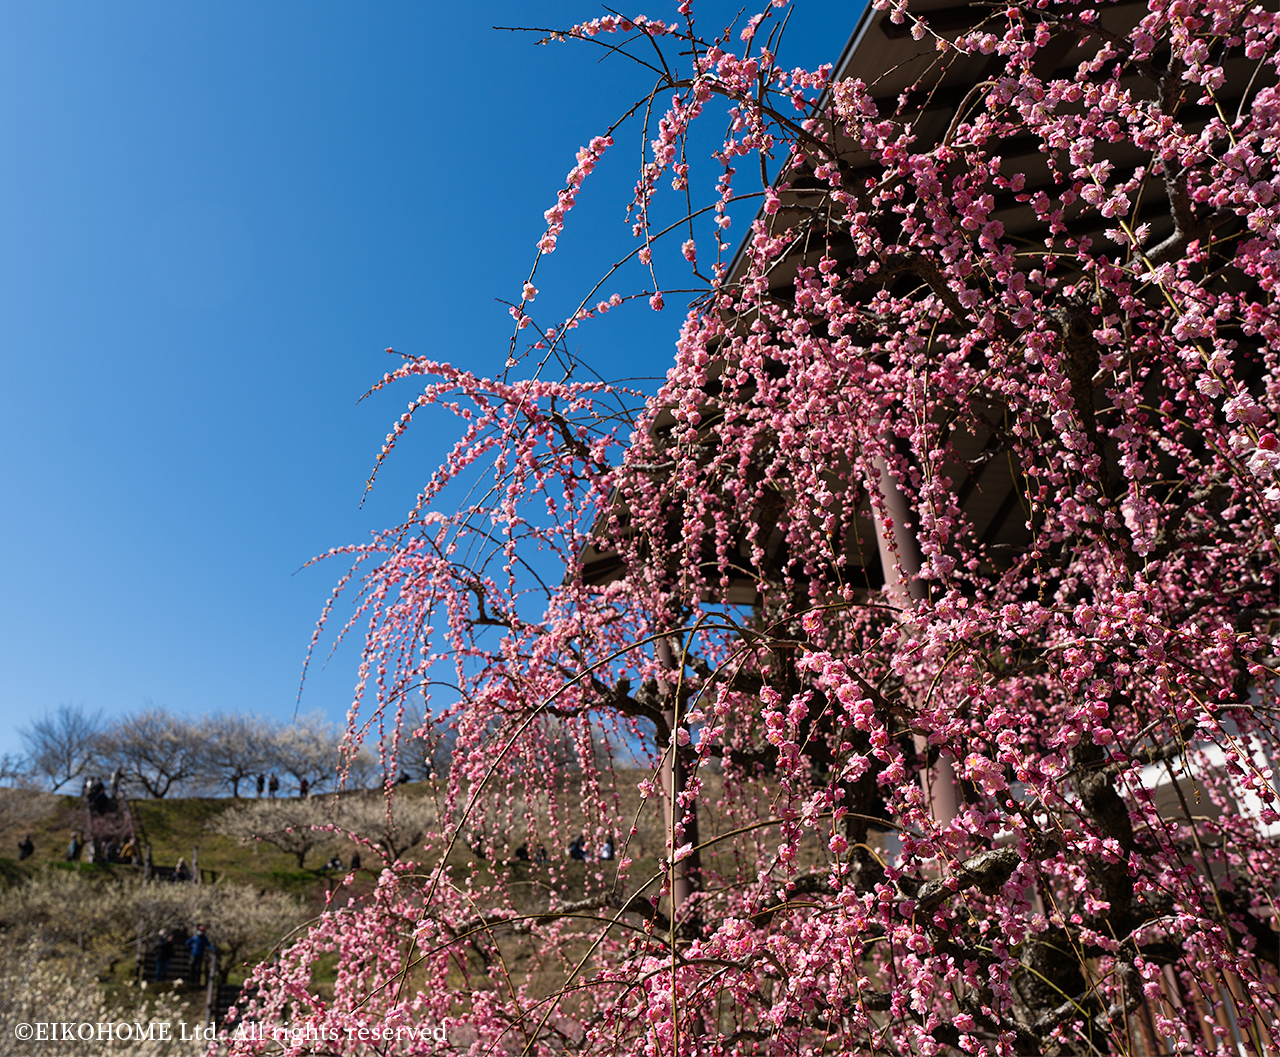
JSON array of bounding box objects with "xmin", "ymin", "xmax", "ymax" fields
[{"xmin": 185, "ymin": 925, "xmax": 213, "ymax": 983}]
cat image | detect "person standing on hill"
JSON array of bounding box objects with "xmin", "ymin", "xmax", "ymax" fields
[
  {"xmin": 65, "ymin": 832, "xmax": 82, "ymax": 862},
  {"xmin": 256, "ymin": 773, "xmax": 265, "ymax": 798},
  {"xmin": 17, "ymin": 835, "xmax": 33, "ymax": 860},
  {"xmin": 84, "ymin": 776, "xmax": 107, "ymax": 814},
  {"xmin": 268, "ymin": 774, "xmax": 279, "ymax": 798}
]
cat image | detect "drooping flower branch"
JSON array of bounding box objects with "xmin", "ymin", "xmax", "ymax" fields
[{"xmin": 231, "ymin": 1, "xmax": 1280, "ymax": 1054}]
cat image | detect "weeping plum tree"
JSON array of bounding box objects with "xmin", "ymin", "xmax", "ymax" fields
[{"xmin": 232, "ymin": 0, "xmax": 1280, "ymax": 1053}]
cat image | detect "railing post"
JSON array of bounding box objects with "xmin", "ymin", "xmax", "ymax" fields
[{"xmin": 204, "ymin": 948, "xmax": 217, "ymax": 1027}]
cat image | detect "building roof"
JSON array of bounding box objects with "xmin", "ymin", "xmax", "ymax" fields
[{"xmin": 581, "ymin": 0, "xmax": 1259, "ymax": 601}]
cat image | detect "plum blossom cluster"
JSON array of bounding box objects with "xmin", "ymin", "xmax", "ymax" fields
[
  {"xmin": 232, "ymin": 1, "xmax": 1280, "ymax": 1055},
  {"xmin": 536, "ymin": 134, "xmax": 614, "ymax": 257}
]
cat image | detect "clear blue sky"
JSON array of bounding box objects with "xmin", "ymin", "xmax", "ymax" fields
[{"xmin": 0, "ymin": 1, "xmax": 860, "ymax": 759}]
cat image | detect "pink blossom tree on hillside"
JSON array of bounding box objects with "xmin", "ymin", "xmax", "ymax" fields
[{"xmin": 231, "ymin": 0, "xmax": 1280, "ymax": 1053}]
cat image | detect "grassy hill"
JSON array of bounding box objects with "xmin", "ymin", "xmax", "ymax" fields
[
  {"xmin": 0, "ymin": 787, "xmax": 365, "ymax": 891},
  {"xmin": 0, "ymin": 767, "xmax": 824, "ymax": 897},
  {"xmin": 0, "ymin": 769, "xmax": 833, "ymax": 1017}
]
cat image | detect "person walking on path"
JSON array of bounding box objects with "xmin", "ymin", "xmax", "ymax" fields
[
  {"xmin": 256, "ymin": 773, "xmax": 265, "ymax": 798},
  {"xmin": 153, "ymin": 930, "xmax": 174, "ymax": 982},
  {"xmin": 268, "ymin": 774, "xmax": 279, "ymax": 798},
  {"xmin": 66, "ymin": 832, "xmax": 82, "ymax": 862},
  {"xmin": 185, "ymin": 926, "xmax": 213, "ymax": 984}
]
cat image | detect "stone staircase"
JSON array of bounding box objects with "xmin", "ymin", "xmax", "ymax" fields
[{"xmin": 139, "ymin": 944, "xmax": 193, "ymax": 984}]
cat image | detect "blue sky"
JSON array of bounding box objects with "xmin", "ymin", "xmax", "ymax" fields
[{"xmin": 0, "ymin": 1, "xmax": 860, "ymax": 761}]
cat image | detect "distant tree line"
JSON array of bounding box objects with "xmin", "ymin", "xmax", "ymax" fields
[{"xmin": 8, "ymin": 702, "xmax": 455, "ymax": 799}]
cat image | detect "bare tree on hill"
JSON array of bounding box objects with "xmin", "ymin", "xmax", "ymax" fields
[
  {"xmin": 201, "ymin": 712, "xmax": 269, "ymax": 798},
  {"xmin": 270, "ymin": 713, "xmax": 342, "ymax": 796},
  {"xmin": 18, "ymin": 702, "xmax": 102, "ymax": 793},
  {"xmin": 100, "ymin": 705, "xmax": 204, "ymax": 799}
]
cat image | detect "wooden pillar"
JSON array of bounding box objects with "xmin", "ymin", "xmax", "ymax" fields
[
  {"xmin": 870, "ymin": 452, "xmax": 958, "ymax": 827},
  {"xmin": 656, "ymin": 637, "xmax": 701, "ymax": 935},
  {"xmin": 192, "ymin": 846, "xmax": 200, "ymax": 884}
]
